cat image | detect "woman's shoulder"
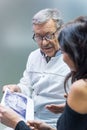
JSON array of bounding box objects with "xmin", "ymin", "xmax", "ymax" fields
[
  {"xmin": 70, "ymin": 79, "xmax": 87, "ymax": 95},
  {"xmin": 67, "ymin": 79, "xmax": 87, "ymax": 114}
]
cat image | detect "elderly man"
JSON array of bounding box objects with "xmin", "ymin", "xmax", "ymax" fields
[{"xmin": 3, "ymin": 8, "xmax": 69, "ymax": 129}]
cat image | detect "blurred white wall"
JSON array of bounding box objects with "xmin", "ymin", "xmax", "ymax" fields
[{"xmin": 0, "ymin": 0, "xmax": 87, "ymax": 129}]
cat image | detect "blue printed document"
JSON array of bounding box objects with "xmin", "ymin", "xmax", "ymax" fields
[{"xmin": 1, "ymin": 89, "xmax": 34, "ymax": 121}]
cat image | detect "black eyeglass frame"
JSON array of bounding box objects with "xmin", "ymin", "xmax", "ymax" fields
[{"xmin": 32, "ymin": 28, "xmax": 58, "ymax": 43}]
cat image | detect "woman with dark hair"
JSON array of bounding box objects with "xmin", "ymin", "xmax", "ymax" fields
[
  {"xmin": 0, "ymin": 16, "xmax": 87, "ymax": 130},
  {"xmin": 56, "ymin": 15, "xmax": 87, "ymax": 130}
]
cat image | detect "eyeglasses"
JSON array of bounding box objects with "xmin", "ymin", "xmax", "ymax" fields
[{"xmin": 32, "ymin": 29, "xmax": 58, "ymax": 43}]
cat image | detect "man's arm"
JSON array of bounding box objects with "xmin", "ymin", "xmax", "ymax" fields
[{"xmin": 2, "ymin": 56, "xmax": 31, "ymax": 96}]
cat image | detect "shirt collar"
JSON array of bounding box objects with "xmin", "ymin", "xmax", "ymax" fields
[
  {"xmin": 55, "ymin": 49, "xmax": 61, "ymax": 57},
  {"xmin": 40, "ymin": 49, "xmax": 61, "ymax": 57},
  {"xmin": 40, "ymin": 49, "xmax": 61, "ymax": 63}
]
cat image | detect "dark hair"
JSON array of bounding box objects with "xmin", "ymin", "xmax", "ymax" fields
[{"xmin": 58, "ymin": 16, "xmax": 87, "ymax": 93}]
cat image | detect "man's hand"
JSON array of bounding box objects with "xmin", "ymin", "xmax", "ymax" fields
[
  {"xmin": 45, "ymin": 103, "xmax": 65, "ymax": 114},
  {"xmin": 45, "ymin": 93, "xmax": 67, "ymax": 114},
  {"xmin": 2, "ymin": 84, "xmax": 21, "ymax": 93}
]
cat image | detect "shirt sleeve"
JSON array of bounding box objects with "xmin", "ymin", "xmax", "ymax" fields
[
  {"xmin": 17, "ymin": 55, "xmax": 32, "ymax": 97},
  {"xmin": 15, "ymin": 121, "xmax": 31, "ymax": 130}
]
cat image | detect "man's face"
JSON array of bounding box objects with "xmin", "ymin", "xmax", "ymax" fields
[{"xmin": 33, "ymin": 19, "xmax": 59, "ymax": 57}]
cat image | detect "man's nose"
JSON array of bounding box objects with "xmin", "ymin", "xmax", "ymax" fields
[{"xmin": 42, "ymin": 38, "xmax": 49, "ymax": 46}]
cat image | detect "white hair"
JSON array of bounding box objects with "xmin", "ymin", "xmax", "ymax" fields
[{"xmin": 32, "ymin": 8, "xmax": 63, "ymax": 28}]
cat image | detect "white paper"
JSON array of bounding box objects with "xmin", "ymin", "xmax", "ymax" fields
[{"xmin": 1, "ymin": 89, "xmax": 34, "ymax": 121}]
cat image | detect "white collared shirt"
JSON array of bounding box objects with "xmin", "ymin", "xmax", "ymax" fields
[{"xmin": 18, "ymin": 48, "xmax": 70, "ymax": 127}]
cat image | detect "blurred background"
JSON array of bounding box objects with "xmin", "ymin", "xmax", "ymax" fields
[{"xmin": 0, "ymin": 0, "xmax": 87, "ymax": 129}]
